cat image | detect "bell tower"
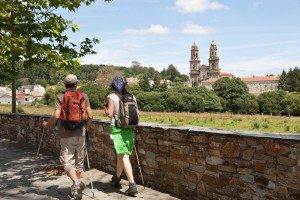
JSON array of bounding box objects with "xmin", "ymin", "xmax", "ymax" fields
[
  {"xmin": 190, "ymin": 42, "xmax": 201, "ymax": 87},
  {"xmin": 209, "ymin": 40, "xmax": 219, "ymax": 70}
]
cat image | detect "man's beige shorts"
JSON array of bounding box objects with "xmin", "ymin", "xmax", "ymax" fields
[{"xmin": 60, "ymin": 136, "xmax": 85, "ymax": 172}]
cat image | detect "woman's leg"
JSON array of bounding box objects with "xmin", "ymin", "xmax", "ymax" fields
[
  {"xmin": 122, "ymin": 154, "xmax": 135, "ymax": 183},
  {"xmin": 116, "ymin": 154, "xmax": 124, "ymax": 177}
]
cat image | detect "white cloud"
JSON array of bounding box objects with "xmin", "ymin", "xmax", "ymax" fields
[
  {"xmin": 181, "ymin": 22, "xmax": 216, "ymax": 34},
  {"xmin": 124, "ymin": 25, "xmax": 170, "ymax": 35},
  {"xmin": 175, "ymin": 0, "xmax": 228, "ymax": 13}
]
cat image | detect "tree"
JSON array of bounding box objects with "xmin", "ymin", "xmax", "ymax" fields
[
  {"xmin": 282, "ymin": 92, "xmax": 300, "ymax": 116},
  {"xmin": 233, "ymin": 94, "xmax": 259, "ymax": 114},
  {"xmin": 213, "ymin": 77, "xmax": 248, "ymax": 112},
  {"xmin": 139, "ymin": 75, "xmax": 151, "ymax": 92},
  {"xmin": 279, "ymin": 70, "xmax": 287, "ymax": 90},
  {"xmin": 258, "ymin": 91, "xmax": 286, "ymax": 115},
  {"xmin": 0, "ymin": 0, "xmax": 110, "ymax": 113},
  {"xmin": 80, "ymin": 82, "xmax": 107, "ymax": 109},
  {"xmin": 165, "ymin": 64, "xmax": 180, "ymax": 82}
]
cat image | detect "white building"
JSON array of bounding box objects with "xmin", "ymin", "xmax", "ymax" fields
[{"xmin": 17, "ymin": 85, "xmax": 46, "ymax": 103}]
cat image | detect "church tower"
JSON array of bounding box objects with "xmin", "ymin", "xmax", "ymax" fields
[
  {"xmin": 190, "ymin": 42, "xmax": 201, "ymax": 87},
  {"xmin": 208, "ymin": 40, "xmax": 220, "ymax": 77},
  {"xmin": 190, "ymin": 42, "xmax": 200, "ymax": 70},
  {"xmin": 209, "ymin": 40, "xmax": 219, "ymax": 70}
]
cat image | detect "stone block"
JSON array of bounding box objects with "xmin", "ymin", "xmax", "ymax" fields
[
  {"xmin": 277, "ymin": 156, "xmax": 297, "ymax": 167},
  {"xmin": 252, "ymin": 161, "xmax": 268, "ymax": 173},
  {"xmin": 189, "ymin": 164, "xmax": 206, "ymax": 173},
  {"xmin": 169, "ymin": 130, "xmax": 188, "ymax": 142},
  {"xmin": 206, "ymin": 156, "xmax": 224, "ymax": 165},
  {"xmin": 157, "ymin": 139, "xmax": 171, "ymax": 146},
  {"xmin": 237, "ymin": 168, "xmax": 253, "ymax": 174},
  {"xmin": 240, "ymin": 174, "xmax": 254, "ymax": 183},
  {"xmin": 145, "ymin": 151, "xmax": 157, "ymax": 167},
  {"xmin": 223, "ymin": 142, "xmax": 241, "ymax": 158},
  {"xmin": 197, "ymin": 181, "xmax": 206, "ymax": 195},
  {"xmin": 155, "ymin": 156, "xmax": 167, "ymax": 164},
  {"xmin": 218, "ymin": 165, "xmax": 237, "ymax": 173},
  {"xmin": 262, "ymin": 140, "xmax": 288, "ymax": 157},
  {"xmin": 188, "ymin": 134, "xmax": 208, "ymax": 143},
  {"xmin": 242, "ymin": 148, "xmax": 255, "ymax": 160},
  {"xmin": 182, "ymin": 169, "xmax": 200, "ymax": 183}
]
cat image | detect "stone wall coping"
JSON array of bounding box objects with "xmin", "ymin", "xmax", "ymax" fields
[{"xmin": 1, "ymin": 113, "xmax": 299, "ymax": 141}]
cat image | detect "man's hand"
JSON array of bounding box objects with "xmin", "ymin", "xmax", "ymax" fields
[{"xmin": 42, "ymin": 121, "xmax": 48, "ymax": 128}]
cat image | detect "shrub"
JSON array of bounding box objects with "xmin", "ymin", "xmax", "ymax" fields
[
  {"xmin": 233, "ymin": 94, "xmax": 259, "ymax": 114},
  {"xmin": 281, "ymin": 92, "xmax": 300, "ymax": 116},
  {"xmin": 16, "ymin": 107, "xmax": 25, "ymax": 114},
  {"xmin": 258, "ymin": 90, "xmax": 286, "ymax": 115}
]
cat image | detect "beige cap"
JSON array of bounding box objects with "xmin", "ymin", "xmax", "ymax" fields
[{"xmin": 64, "ymin": 74, "xmax": 78, "ymax": 84}]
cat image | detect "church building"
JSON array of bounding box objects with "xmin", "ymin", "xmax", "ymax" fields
[
  {"xmin": 189, "ymin": 41, "xmax": 232, "ymax": 87},
  {"xmin": 189, "ymin": 41, "xmax": 279, "ymax": 95}
]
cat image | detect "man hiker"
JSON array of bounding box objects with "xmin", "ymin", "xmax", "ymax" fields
[
  {"xmin": 104, "ymin": 76, "xmax": 139, "ymax": 197},
  {"xmin": 43, "ymin": 74, "xmax": 93, "ymax": 200}
]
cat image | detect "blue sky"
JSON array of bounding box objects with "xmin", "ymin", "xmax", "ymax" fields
[{"xmin": 59, "ymin": 0, "xmax": 300, "ymax": 77}]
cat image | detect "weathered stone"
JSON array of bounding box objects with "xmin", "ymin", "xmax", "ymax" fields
[
  {"xmin": 158, "ymin": 146, "xmax": 169, "ymax": 153},
  {"xmin": 207, "ymin": 149, "xmax": 222, "ymax": 157},
  {"xmin": 158, "ymin": 139, "xmax": 171, "ymax": 146},
  {"xmin": 169, "ymin": 130, "xmax": 188, "ymax": 142},
  {"xmin": 188, "ymin": 134, "xmax": 208, "ymax": 143},
  {"xmin": 205, "ymin": 164, "xmax": 218, "ymax": 172},
  {"xmin": 237, "ymin": 168, "xmax": 253, "ymax": 174},
  {"xmin": 262, "ymin": 140, "xmax": 288, "ymax": 157},
  {"xmin": 209, "ymin": 136, "xmax": 225, "ymax": 149},
  {"xmin": 240, "ymin": 174, "xmax": 254, "ymax": 183},
  {"xmin": 226, "ymin": 158, "xmax": 251, "ymax": 167},
  {"xmin": 229, "ymin": 178, "xmax": 238, "ymax": 188},
  {"xmin": 242, "ymin": 148, "xmax": 255, "ymax": 160},
  {"xmin": 201, "ymin": 174, "xmax": 229, "ymax": 187},
  {"xmin": 252, "ymin": 161, "xmax": 268, "ymax": 173},
  {"xmin": 145, "ymin": 138, "xmax": 157, "ymax": 144},
  {"xmin": 197, "ymin": 181, "xmax": 206, "ymax": 195},
  {"xmin": 277, "ymin": 156, "xmax": 297, "ymax": 167},
  {"xmin": 189, "ymin": 164, "xmax": 205, "ymax": 173},
  {"xmin": 155, "ymin": 156, "xmax": 167, "ymax": 164},
  {"xmin": 206, "ymin": 156, "xmax": 224, "ymax": 165},
  {"xmin": 182, "ymin": 169, "xmax": 199, "ymax": 183},
  {"xmin": 145, "ymin": 151, "xmax": 157, "ymax": 167},
  {"xmin": 218, "ymin": 165, "xmax": 237, "ymax": 173},
  {"xmin": 223, "ymin": 142, "xmax": 241, "ymax": 158},
  {"xmin": 254, "ymin": 175, "xmax": 269, "ymax": 186}
]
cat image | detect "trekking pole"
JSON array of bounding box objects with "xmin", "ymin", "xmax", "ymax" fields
[
  {"xmin": 85, "ymin": 131, "xmax": 95, "ymax": 199},
  {"xmin": 133, "ymin": 145, "xmax": 145, "ymax": 189},
  {"xmin": 28, "ymin": 126, "xmax": 45, "ymax": 187}
]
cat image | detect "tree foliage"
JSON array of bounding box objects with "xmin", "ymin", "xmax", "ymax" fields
[
  {"xmin": 213, "ymin": 77, "xmax": 248, "ymax": 112},
  {"xmin": 279, "ymin": 67, "xmax": 300, "ymax": 92},
  {"xmin": 257, "ymin": 90, "xmax": 286, "ymax": 115},
  {"xmin": 0, "ymin": 0, "xmax": 109, "ymax": 112},
  {"xmin": 233, "ymin": 94, "xmax": 259, "ymax": 114}
]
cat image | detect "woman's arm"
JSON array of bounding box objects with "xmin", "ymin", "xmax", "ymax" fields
[{"xmin": 104, "ymin": 99, "xmax": 114, "ymax": 118}]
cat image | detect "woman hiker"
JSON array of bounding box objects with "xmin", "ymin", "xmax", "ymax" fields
[{"xmin": 104, "ymin": 76, "xmax": 139, "ymax": 197}]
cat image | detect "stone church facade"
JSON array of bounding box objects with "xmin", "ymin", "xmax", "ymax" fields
[{"xmin": 189, "ymin": 41, "xmax": 279, "ymax": 95}]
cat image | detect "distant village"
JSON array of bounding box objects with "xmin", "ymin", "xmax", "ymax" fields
[{"xmin": 0, "ymin": 85, "xmax": 45, "ymax": 105}]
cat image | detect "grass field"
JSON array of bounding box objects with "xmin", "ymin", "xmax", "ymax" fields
[{"xmin": 1, "ymin": 104, "xmax": 299, "ymax": 134}]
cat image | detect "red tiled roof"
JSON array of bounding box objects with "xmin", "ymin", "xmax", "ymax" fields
[
  {"xmin": 241, "ymin": 76, "xmax": 279, "ymax": 82},
  {"xmin": 201, "ymin": 78, "xmax": 220, "ymax": 83},
  {"xmin": 220, "ymin": 71, "xmax": 233, "ymax": 76}
]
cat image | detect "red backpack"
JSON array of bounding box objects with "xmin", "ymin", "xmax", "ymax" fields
[{"xmin": 60, "ymin": 90, "xmax": 86, "ymax": 129}]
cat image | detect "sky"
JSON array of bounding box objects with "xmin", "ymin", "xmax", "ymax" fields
[{"xmin": 59, "ymin": 0, "xmax": 300, "ymax": 77}]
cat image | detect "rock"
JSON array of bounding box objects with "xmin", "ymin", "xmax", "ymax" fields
[
  {"xmin": 188, "ymin": 134, "xmax": 208, "ymax": 143},
  {"xmin": 206, "ymin": 156, "xmax": 224, "ymax": 165},
  {"xmin": 145, "ymin": 151, "xmax": 157, "ymax": 167},
  {"xmin": 277, "ymin": 156, "xmax": 297, "ymax": 167},
  {"xmin": 218, "ymin": 165, "xmax": 237, "ymax": 173},
  {"xmin": 252, "ymin": 161, "xmax": 268, "ymax": 173},
  {"xmin": 223, "ymin": 142, "xmax": 241, "ymax": 158},
  {"xmin": 242, "ymin": 148, "xmax": 255, "ymax": 160},
  {"xmin": 262, "ymin": 140, "xmax": 288, "ymax": 157}
]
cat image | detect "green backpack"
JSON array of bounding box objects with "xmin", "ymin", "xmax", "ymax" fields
[{"xmin": 115, "ymin": 93, "xmax": 139, "ymax": 128}]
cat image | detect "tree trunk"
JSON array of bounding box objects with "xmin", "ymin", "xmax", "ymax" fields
[{"xmin": 12, "ymin": 60, "xmax": 17, "ymax": 113}]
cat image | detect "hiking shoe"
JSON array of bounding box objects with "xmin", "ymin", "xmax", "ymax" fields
[
  {"xmin": 125, "ymin": 182, "xmax": 138, "ymax": 197},
  {"xmin": 112, "ymin": 173, "xmax": 121, "ymax": 188},
  {"xmin": 69, "ymin": 182, "xmax": 83, "ymax": 200}
]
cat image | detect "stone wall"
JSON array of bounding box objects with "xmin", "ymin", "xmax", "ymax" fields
[{"xmin": 0, "ymin": 113, "xmax": 299, "ymax": 200}]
